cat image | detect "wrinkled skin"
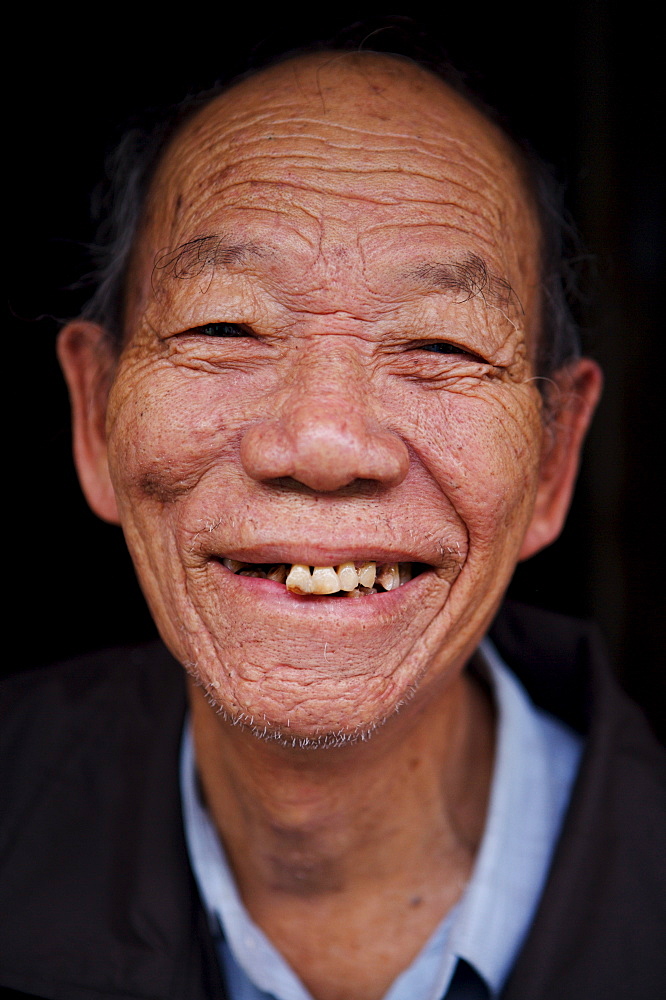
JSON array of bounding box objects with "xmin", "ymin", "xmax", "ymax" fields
[{"xmin": 60, "ymin": 53, "xmax": 600, "ymax": 745}]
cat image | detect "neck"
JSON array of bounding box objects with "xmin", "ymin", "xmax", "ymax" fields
[
  {"xmin": 188, "ymin": 666, "xmax": 495, "ymax": 1000},
  {"xmin": 188, "ymin": 666, "xmax": 494, "ymax": 900}
]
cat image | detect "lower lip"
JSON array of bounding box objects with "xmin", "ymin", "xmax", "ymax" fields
[{"xmin": 210, "ymin": 560, "xmax": 432, "ymax": 616}]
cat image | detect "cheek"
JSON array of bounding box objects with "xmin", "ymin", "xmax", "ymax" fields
[
  {"xmin": 105, "ymin": 363, "xmax": 247, "ymax": 508},
  {"xmin": 102, "ymin": 363, "xmax": 252, "ymax": 654},
  {"xmin": 405, "ymin": 384, "xmax": 543, "ymax": 543}
]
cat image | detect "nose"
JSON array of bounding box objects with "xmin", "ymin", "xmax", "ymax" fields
[{"xmin": 240, "ymin": 390, "xmax": 409, "ymax": 493}]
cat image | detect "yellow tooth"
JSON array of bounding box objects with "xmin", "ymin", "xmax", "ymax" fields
[
  {"xmin": 311, "ymin": 566, "xmax": 341, "ymax": 594},
  {"xmin": 286, "ymin": 564, "xmax": 313, "ymax": 594},
  {"xmin": 267, "ymin": 565, "xmax": 287, "ymax": 584},
  {"xmin": 336, "ymin": 561, "xmax": 359, "ymax": 591},
  {"xmin": 357, "ymin": 562, "xmax": 376, "ymax": 588},
  {"xmin": 376, "ymin": 563, "xmax": 400, "ymax": 591},
  {"xmin": 223, "ymin": 558, "xmax": 246, "ymax": 573},
  {"xmin": 399, "ymin": 563, "xmax": 412, "ymax": 586}
]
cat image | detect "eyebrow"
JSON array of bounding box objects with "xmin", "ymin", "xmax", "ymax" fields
[
  {"xmin": 153, "ymin": 238, "xmax": 522, "ymax": 315},
  {"xmin": 405, "ymin": 253, "xmax": 522, "ymax": 313},
  {"xmin": 153, "ymin": 234, "xmax": 268, "ymax": 279}
]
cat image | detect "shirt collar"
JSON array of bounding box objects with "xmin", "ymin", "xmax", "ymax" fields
[
  {"xmin": 447, "ymin": 639, "xmax": 582, "ymax": 993},
  {"xmin": 181, "ymin": 639, "xmax": 581, "ymax": 999}
]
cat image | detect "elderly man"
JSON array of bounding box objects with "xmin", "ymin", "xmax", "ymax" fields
[{"xmin": 1, "ymin": 48, "xmax": 663, "ymax": 1000}]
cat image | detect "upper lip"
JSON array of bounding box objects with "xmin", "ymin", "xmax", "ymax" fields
[{"xmin": 212, "ymin": 545, "xmax": 433, "ymax": 567}]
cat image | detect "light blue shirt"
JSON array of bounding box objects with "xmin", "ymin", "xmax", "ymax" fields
[{"xmin": 180, "ymin": 640, "xmax": 582, "ymax": 999}]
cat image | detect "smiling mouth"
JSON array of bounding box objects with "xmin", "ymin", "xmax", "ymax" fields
[{"xmin": 221, "ymin": 559, "xmax": 425, "ymax": 596}]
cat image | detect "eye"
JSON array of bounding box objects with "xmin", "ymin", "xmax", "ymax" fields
[
  {"xmin": 417, "ymin": 342, "xmax": 487, "ymax": 362},
  {"xmin": 421, "ymin": 342, "xmax": 466, "ymax": 354},
  {"xmin": 190, "ymin": 322, "xmax": 251, "ymax": 337}
]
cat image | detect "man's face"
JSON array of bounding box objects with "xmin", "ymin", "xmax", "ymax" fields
[{"xmin": 64, "ymin": 55, "xmax": 593, "ymax": 743}]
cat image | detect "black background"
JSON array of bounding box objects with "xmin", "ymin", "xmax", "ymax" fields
[{"xmin": 8, "ymin": 7, "xmax": 664, "ymax": 738}]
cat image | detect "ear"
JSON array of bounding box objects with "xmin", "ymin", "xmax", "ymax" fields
[
  {"xmin": 57, "ymin": 321, "xmax": 120, "ymax": 524},
  {"xmin": 519, "ymin": 358, "xmax": 603, "ymax": 561}
]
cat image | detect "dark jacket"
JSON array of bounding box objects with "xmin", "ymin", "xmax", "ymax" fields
[{"xmin": 1, "ymin": 603, "xmax": 664, "ymax": 999}]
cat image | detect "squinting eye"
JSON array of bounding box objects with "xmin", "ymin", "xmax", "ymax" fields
[
  {"xmin": 418, "ymin": 342, "xmax": 487, "ymax": 362},
  {"xmin": 192, "ymin": 322, "xmax": 249, "ymax": 337},
  {"xmin": 421, "ymin": 342, "xmax": 466, "ymax": 354}
]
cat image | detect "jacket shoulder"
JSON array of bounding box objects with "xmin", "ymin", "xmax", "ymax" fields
[
  {"xmin": 493, "ymin": 603, "xmax": 666, "ymax": 999},
  {"xmin": 0, "ymin": 642, "xmax": 185, "ymax": 840},
  {"xmin": 0, "ymin": 644, "xmax": 222, "ymax": 1000}
]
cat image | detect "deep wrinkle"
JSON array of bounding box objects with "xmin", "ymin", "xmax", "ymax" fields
[{"xmin": 153, "ymin": 233, "xmax": 520, "ymax": 317}]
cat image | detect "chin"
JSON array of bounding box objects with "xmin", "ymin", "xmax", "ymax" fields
[{"xmin": 190, "ymin": 661, "xmax": 421, "ymax": 751}]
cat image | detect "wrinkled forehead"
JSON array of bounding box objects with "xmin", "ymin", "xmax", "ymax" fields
[{"xmin": 131, "ymin": 53, "xmax": 541, "ymax": 327}]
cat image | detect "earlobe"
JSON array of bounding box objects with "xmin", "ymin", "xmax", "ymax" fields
[
  {"xmin": 519, "ymin": 358, "xmax": 603, "ymax": 561},
  {"xmin": 57, "ymin": 321, "xmax": 120, "ymax": 524}
]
